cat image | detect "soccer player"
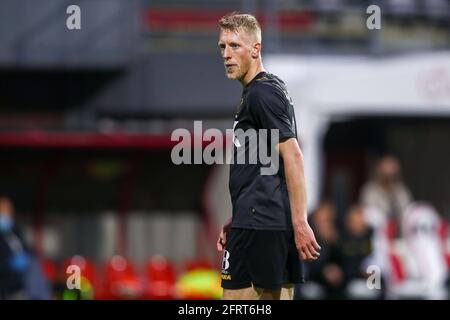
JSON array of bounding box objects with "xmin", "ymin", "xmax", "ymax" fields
[{"xmin": 216, "ymin": 12, "xmax": 321, "ymax": 300}]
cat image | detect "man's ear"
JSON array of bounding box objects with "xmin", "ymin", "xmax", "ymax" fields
[{"xmin": 252, "ymin": 43, "xmax": 261, "ymax": 58}]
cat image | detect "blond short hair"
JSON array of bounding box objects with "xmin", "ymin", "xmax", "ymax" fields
[{"xmin": 218, "ymin": 12, "xmax": 262, "ymax": 43}]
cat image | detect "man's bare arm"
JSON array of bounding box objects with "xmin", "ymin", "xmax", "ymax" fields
[
  {"xmin": 277, "ymin": 138, "xmax": 321, "ymax": 261},
  {"xmin": 217, "ymin": 217, "xmax": 232, "ymax": 252}
]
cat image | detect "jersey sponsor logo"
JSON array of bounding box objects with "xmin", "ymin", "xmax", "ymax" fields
[{"xmin": 221, "ymin": 274, "xmax": 232, "ymax": 280}]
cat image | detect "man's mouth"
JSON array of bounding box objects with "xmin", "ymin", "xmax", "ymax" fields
[{"xmin": 225, "ymin": 64, "xmax": 237, "ymax": 68}]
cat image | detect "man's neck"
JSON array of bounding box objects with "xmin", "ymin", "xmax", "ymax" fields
[{"xmin": 240, "ymin": 61, "xmax": 265, "ymax": 87}]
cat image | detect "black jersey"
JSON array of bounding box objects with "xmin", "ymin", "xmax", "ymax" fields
[{"xmin": 229, "ymin": 71, "xmax": 298, "ymax": 230}]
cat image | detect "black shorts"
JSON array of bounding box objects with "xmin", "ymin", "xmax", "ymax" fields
[{"xmin": 220, "ymin": 228, "xmax": 304, "ymax": 290}]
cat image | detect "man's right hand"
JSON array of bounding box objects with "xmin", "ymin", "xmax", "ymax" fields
[{"xmin": 217, "ymin": 218, "xmax": 232, "ymax": 252}]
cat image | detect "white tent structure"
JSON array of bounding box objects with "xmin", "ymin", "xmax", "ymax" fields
[{"xmin": 266, "ymin": 52, "xmax": 450, "ymax": 210}]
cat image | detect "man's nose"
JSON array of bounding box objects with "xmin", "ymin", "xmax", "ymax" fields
[{"xmin": 222, "ymin": 46, "xmax": 232, "ymax": 59}]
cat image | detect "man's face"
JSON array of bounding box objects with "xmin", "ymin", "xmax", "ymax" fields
[
  {"xmin": 345, "ymin": 208, "xmax": 367, "ymax": 236},
  {"xmin": 0, "ymin": 199, "xmax": 14, "ymax": 232},
  {"xmin": 377, "ymin": 157, "xmax": 400, "ymax": 185},
  {"xmin": 218, "ymin": 28, "xmax": 254, "ymax": 81},
  {"xmin": 0, "ymin": 199, "xmax": 13, "ymax": 219}
]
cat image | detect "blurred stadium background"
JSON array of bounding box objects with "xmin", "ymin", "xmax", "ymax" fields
[{"xmin": 0, "ymin": 0, "xmax": 449, "ymax": 300}]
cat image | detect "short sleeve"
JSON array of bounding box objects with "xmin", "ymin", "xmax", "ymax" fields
[{"xmin": 247, "ymin": 84, "xmax": 296, "ymax": 139}]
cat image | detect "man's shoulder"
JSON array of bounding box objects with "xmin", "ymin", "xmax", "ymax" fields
[
  {"xmin": 361, "ymin": 181, "xmax": 380, "ymax": 192},
  {"xmin": 252, "ymin": 72, "xmax": 285, "ymax": 87},
  {"xmin": 246, "ymin": 75, "xmax": 287, "ymax": 102},
  {"xmin": 360, "ymin": 181, "xmax": 386, "ymax": 200}
]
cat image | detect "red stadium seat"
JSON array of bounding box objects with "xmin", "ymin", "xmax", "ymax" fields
[
  {"xmin": 41, "ymin": 257, "xmax": 57, "ymax": 283},
  {"xmin": 144, "ymin": 255, "xmax": 176, "ymax": 299},
  {"xmin": 102, "ymin": 255, "xmax": 143, "ymax": 299}
]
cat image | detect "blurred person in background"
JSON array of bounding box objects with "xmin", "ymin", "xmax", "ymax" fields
[
  {"xmin": 0, "ymin": 196, "xmax": 50, "ymax": 300},
  {"xmin": 216, "ymin": 12, "xmax": 320, "ymax": 300},
  {"xmin": 0, "ymin": 196, "xmax": 30, "ymax": 299},
  {"xmin": 360, "ymin": 155, "xmax": 413, "ymax": 237},
  {"xmin": 305, "ymin": 201, "xmax": 345, "ymax": 299},
  {"xmin": 341, "ymin": 205, "xmax": 383, "ymax": 299},
  {"xmin": 400, "ymin": 203, "xmax": 448, "ymax": 299}
]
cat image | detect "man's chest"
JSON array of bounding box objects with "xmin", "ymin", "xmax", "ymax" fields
[{"xmin": 233, "ymin": 96, "xmax": 256, "ymax": 132}]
